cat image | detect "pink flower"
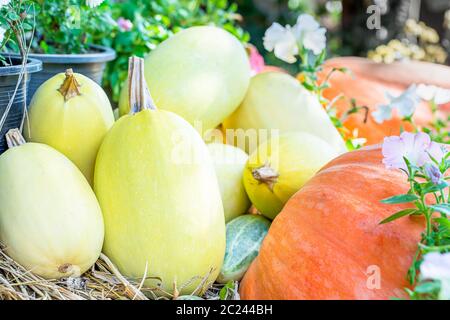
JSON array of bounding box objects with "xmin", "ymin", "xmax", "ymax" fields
[
  {"xmin": 424, "ymin": 163, "xmax": 444, "ymax": 185},
  {"xmin": 248, "ymin": 45, "xmax": 265, "ymax": 75},
  {"xmin": 382, "ymin": 132, "xmax": 445, "ymax": 171},
  {"xmin": 117, "ymin": 17, "xmax": 133, "ymax": 32},
  {"xmin": 427, "ymin": 140, "xmax": 447, "ymax": 162}
]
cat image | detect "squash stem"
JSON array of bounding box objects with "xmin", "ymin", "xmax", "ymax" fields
[
  {"xmin": 5, "ymin": 128, "xmax": 26, "ymax": 148},
  {"xmin": 58, "ymin": 69, "xmax": 82, "ymax": 101},
  {"xmin": 58, "ymin": 263, "xmax": 81, "ymax": 277},
  {"xmin": 128, "ymin": 56, "xmax": 157, "ymax": 114},
  {"xmin": 252, "ymin": 165, "xmax": 279, "ymax": 191}
]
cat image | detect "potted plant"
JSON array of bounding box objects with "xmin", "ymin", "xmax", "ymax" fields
[
  {"xmin": 0, "ymin": 0, "xmax": 42, "ymax": 154},
  {"xmin": 24, "ymin": 0, "xmax": 116, "ymax": 100}
]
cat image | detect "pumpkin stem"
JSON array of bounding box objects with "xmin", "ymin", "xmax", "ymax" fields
[
  {"xmin": 128, "ymin": 56, "xmax": 157, "ymax": 114},
  {"xmin": 5, "ymin": 128, "xmax": 25, "ymax": 148},
  {"xmin": 58, "ymin": 69, "xmax": 82, "ymax": 101},
  {"xmin": 252, "ymin": 165, "xmax": 279, "ymax": 191}
]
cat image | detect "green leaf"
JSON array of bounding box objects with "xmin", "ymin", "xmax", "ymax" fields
[
  {"xmin": 435, "ymin": 217, "xmax": 450, "ymax": 229},
  {"xmin": 301, "ymin": 81, "xmax": 315, "ymax": 91},
  {"xmin": 337, "ymin": 67, "xmax": 350, "ymax": 74},
  {"xmin": 430, "ymin": 204, "xmax": 450, "ymax": 216},
  {"xmin": 379, "ymin": 209, "xmax": 419, "ymax": 225},
  {"xmin": 219, "ymin": 281, "xmax": 235, "ymax": 300},
  {"xmin": 414, "ymin": 281, "xmax": 441, "ymax": 294},
  {"xmin": 380, "ymin": 194, "xmax": 419, "ymax": 204},
  {"xmin": 422, "ymin": 181, "xmax": 448, "ymax": 194},
  {"xmin": 314, "ymin": 49, "xmax": 327, "ymax": 67}
]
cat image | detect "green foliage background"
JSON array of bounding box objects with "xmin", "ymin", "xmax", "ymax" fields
[
  {"xmin": 8, "ymin": 0, "xmax": 344, "ymax": 102},
  {"xmin": 31, "ymin": 0, "xmax": 115, "ymax": 54},
  {"xmin": 103, "ymin": 0, "xmax": 249, "ymax": 102}
]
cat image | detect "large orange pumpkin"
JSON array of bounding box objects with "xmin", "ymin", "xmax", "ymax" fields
[
  {"xmin": 240, "ymin": 146, "xmax": 424, "ymax": 300},
  {"xmin": 320, "ymin": 57, "xmax": 450, "ymax": 145}
]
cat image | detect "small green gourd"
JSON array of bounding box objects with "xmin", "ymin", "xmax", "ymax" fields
[{"xmin": 217, "ymin": 214, "xmax": 271, "ymax": 284}]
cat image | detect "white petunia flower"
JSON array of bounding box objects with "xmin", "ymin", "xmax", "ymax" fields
[
  {"xmin": 417, "ymin": 84, "xmax": 438, "ymax": 101},
  {"xmin": 86, "ymin": 0, "xmax": 104, "ymax": 8},
  {"xmin": 263, "ymin": 23, "xmax": 299, "ymax": 63},
  {"xmin": 263, "ymin": 14, "xmax": 326, "ymax": 63},
  {"xmin": 416, "ymin": 84, "xmax": 450, "ymax": 105},
  {"xmin": 0, "ymin": 27, "xmax": 6, "ymax": 44},
  {"xmin": 392, "ymin": 85, "xmax": 420, "ymax": 117},
  {"xmin": 293, "ymin": 14, "xmax": 327, "ymax": 55},
  {"xmin": 372, "ymin": 85, "xmax": 420, "ymax": 123},
  {"xmin": 420, "ymin": 252, "xmax": 450, "ymax": 300},
  {"xmin": 421, "ymin": 252, "xmax": 450, "ymax": 281},
  {"xmin": 372, "ymin": 104, "xmax": 393, "ymax": 124},
  {"xmin": 0, "ymin": 0, "xmax": 11, "ymax": 7}
]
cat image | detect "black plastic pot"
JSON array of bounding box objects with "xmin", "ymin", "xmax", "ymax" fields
[
  {"xmin": 26, "ymin": 45, "xmax": 116, "ymax": 102},
  {"xmin": 0, "ymin": 56, "xmax": 42, "ymax": 154}
]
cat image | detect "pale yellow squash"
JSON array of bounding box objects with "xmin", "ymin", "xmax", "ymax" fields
[
  {"xmin": 222, "ymin": 72, "xmax": 347, "ymax": 155},
  {"xmin": 207, "ymin": 143, "xmax": 251, "ymax": 222},
  {"xmin": 25, "ymin": 69, "xmax": 115, "ymax": 184},
  {"xmin": 0, "ymin": 130, "xmax": 104, "ymax": 279},
  {"xmin": 119, "ymin": 26, "xmax": 251, "ymax": 131},
  {"xmin": 243, "ymin": 132, "xmax": 338, "ymax": 220},
  {"xmin": 95, "ymin": 57, "xmax": 225, "ymax": 295}
]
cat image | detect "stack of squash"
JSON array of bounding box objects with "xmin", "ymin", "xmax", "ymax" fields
[
  {"xmin": 0, "ymin": 26, "xmax": 251, "ymax": 295},
  {"xmin": 1, "ymin": 24, "xmax": 449, "ymax": 301}
]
